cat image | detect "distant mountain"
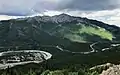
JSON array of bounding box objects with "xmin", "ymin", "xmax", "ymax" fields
[{"xmin": 0, "ymin": 14, "xmax": 120, "ymax": 49}]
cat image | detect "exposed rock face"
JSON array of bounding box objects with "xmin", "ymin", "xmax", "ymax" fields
[
  {"xmin": 90, "ymin": 63, "xmax": 120, "ymax": 75},
  {"xmin": 90, "ymin": 63, "xmax": 113, "ymax": 71},
  {"xmin": 101, "ymin": 64, "xmax": 120, "ymax": 75}
]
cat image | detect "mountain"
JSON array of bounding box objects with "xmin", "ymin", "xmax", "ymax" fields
[
  {"xmin": 0, "ymin": 14, "xmax": 119, "ymax": 48},
  {"xmin": 0, "ymin": 13, "xmax": 119, "ymax": 54},
  {"xmin": 0, "ymin": 14, "xmax": 120, "ymax": 74}
]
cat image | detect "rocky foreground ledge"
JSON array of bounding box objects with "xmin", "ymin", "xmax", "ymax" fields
[
  {"xmin": 90, "ymin": 63, "xmax": 120, "ymax": 75},
  {"xmin": 0, "ymin": 50, "xmax": 52, "ymax": 69},
  {"xmin": 101, "ymin": 64, "xmax": 120, "ymax": 75}
]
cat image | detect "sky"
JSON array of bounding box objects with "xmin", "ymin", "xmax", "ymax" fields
[{"xmin": 0, "ymin": 0, "xmax": 120, "ymax": 26}]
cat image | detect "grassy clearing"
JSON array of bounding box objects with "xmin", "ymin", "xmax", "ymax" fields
[{"xmin": 64, "ymin": 25, "xmax": 113, "ymax": 42}]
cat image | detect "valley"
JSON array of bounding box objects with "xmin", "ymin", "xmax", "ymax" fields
[{"xmin": 0, "ymin": 14, "xmax": 119, "ymax": 75}]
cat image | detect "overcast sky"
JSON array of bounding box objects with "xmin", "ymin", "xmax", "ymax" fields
[{"xmin": 0, "ymin": 0, "xmax": 120, "ymax": 26}]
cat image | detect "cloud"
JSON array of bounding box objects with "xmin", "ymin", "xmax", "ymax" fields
[
  {"xmin": 0, "ymin": 15, "xmax": 11, "ymax": 20},
  {"xmin": 57, "ymin": 0, "xmax": 120, "ymax": 11},
  {"xmin": 0, "ymin": 15, "xmax": 22, "ymax": 20},
  {"xmin": 0, "ymin": 0, "xmax": 119, "ymax": 16},
  {"xmin": 66, "ymin": 9, "xmax": 120, "ymax": 26},
  {"xmin": 0, "ymin": 0, "xmax": 60, "ymax": 16}
]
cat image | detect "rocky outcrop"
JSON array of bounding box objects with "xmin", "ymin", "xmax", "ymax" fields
[
  {"xmin": 101, "ymin": 64, "xmax": 120, "ymax": 75},
  {"xmin": 90, "ymin": 63, "xmax": 120, "ymax": 75}
]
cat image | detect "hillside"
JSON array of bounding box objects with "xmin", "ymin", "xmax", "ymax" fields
[
  {"xmin": 0, "ymin": 14, "xmax": 120, "ymax": 75},
  {"xmin": 0, "ymin": 14, "xmax": 119, "ymax": 48}
]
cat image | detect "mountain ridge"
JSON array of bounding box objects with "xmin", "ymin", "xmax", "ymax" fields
[
  {"xmin": 0, "ymin": 14, "xmax": 119, "ymax": 49},
  {"xmin": 16, "ymin": 14, "xmax": 120, "ymax": 34}
]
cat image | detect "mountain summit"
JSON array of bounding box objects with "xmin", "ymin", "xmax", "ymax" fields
[{"xmin": 51, "ymin": 13, "xmax": 74, "ymax": 23}]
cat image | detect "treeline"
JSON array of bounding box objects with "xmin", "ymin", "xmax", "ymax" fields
[
  {"xmin": 0, "ymin": 61, "xmax": 101, "ymax": 75},
  {"xmin": 0, "ymin": 68, "xmax": 99, "ymax": 75}
]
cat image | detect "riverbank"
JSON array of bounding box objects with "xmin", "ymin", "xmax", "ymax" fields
[{"xmin": 0, "ymin": 50, "xmax": 52, "ymax": 69}]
